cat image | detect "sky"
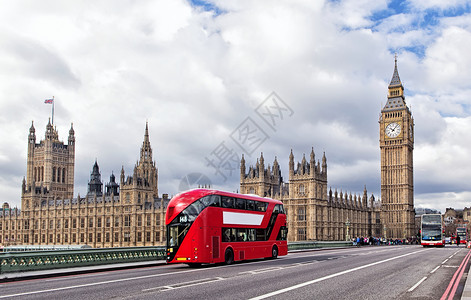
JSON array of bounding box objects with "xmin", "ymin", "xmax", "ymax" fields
[{"xmin": 0, "ymin": 0, "xmax": 471, "ymax": 214}]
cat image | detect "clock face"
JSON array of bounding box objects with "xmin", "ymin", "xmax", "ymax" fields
[{"xmin": 385, "ymin": 122, "xmax": 401, "ymax": 138}]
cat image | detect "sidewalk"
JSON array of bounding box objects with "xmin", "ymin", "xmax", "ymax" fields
[{"xmin": 0, "ymin": 260, "xmax": 166, "ymax": 282}]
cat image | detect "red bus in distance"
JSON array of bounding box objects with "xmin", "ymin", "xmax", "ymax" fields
[{"xmin": 166, "ymin": 189, "xmax": 288, "ymax": 265}]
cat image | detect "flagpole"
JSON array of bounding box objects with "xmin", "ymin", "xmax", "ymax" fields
[{"xmin": 52, "ymin": 96, "xmax": 54, "ymax": 125}]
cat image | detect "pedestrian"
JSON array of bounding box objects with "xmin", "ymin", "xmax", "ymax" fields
[{"xmin": 457, "ymin": 235, "xmax": 461, "ymax": 246}]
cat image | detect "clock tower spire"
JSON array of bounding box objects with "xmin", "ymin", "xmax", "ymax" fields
[{"xmin": 379, "ymin": 55, "xmax": 415, "ymax": 240}]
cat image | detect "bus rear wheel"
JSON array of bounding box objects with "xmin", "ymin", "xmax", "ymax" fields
[
  {"xmin": 271, "ymin": 246, "xmax": 278, "ymax": 259},
  {"xmin": 225, "ymin": 248, "xmax": 234, "ymax": 265}
]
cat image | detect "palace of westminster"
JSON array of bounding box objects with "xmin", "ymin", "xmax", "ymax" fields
[{"xmin": 0, "ymin": 60, "xmax": 415, "ymax": 247}]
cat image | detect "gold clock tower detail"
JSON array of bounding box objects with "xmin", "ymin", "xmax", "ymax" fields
[{"xmin": 379, "ymin": 56, "xmax": 415, "ymax": 239}]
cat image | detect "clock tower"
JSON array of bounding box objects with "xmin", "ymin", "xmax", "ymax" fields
[{"xmin": 379, "ymin": 56, "xmax": 415, "ymax": 239}]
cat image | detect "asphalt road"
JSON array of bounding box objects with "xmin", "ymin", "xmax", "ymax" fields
[{"xmin": 0, "ymin": 245, "xmax": 469, "ymax": 299}]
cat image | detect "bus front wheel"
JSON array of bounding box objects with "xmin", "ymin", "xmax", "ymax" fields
[
  {"xmin": 271, "ymin": 246, "xmax": 278, "ymax": 259},
  {"xmin": 225, "ymin": 248, "xmax": 234, "ymax": 265}
]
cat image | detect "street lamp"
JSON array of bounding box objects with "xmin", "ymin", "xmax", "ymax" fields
[{"xmin": 345, "ymin": 219, "xmax": 351, "ymax": 241}]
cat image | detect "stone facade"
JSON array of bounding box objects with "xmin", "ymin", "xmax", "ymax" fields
[
  {"xmin": 0, "ymin": 122, "xmax": 167, "ymax": 248},
  {"xmin": 379, "ymin": 57, "xmax": 415, "ymax": 239},
  {"xmin": 240, "ymin": 151, "xmax": 382, "ymax": 242}
]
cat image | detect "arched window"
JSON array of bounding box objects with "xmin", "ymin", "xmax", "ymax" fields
[
  {"xmin": 126, "ymin": 193, "xmax": 130, "ymax": 203},
  {"xmin": 299, "ymin": 184, "xmax": 305, "ymax": 195},
  {"xmin": 62, "ymin": 168, "xmax": 66, "ymax": 183},
  {"xmin": 52, "ymin": 167, "xmax": 56, "ymax": 182},
  {"xmin": 249, "ymin": 187, "xmax": 255, "ymax": 194}
]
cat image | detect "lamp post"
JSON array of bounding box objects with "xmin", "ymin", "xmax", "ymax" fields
[{"xmin": 345, "ymin": 219, "xmax": 351, "ymax": 241}]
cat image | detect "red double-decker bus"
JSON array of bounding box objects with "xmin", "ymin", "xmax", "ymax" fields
[
  {"xmin": 166, "ymin": 189, "xmax": 288, "ymax": 265},
  {"xmin": 456, "ymin": 226, "xmax": 467, "ymax": 244}
]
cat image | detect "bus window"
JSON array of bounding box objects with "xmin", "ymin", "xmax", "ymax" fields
[
  {"xmin": 246, "ymin": 200, "xmax": 255, "ymax": 211},
  {"xmin": 277, "ymin": 226, "xmax": 288, "ymax": 241},
  {"xmin": 235, "ymin": 198, "xmax": 246, "ymax": 210},
  {"xmin": 256, "ymin": 229, "xmax": 266, "ymax": 241},
  {"xmin": 222, "ymin": 228, "xmax": 231, "ymax": 242},
  {"xmin": 168, "ymin": 224, "xmax": 190, "ymax": 247},
  {"xmin": 247, "ymin": 229, "xmax": 256, "ymax": 241},
  {"xmin": 222, "ymin": 197, "xmax": 235, "ymax": 209},
  {"xmin": 256, "ymin": 202, "xmax": 268, "ymax": 212},
  {"xmin": 237, "ymin": 228, "xmax": 248, "ymax": 241},
  {"xmin": 208, "ymin": 195, "xmax": 221, "ymax": 207},
  {"xmin": 274, "ymin": 204, "xmax": 285, "ymax": 214}
]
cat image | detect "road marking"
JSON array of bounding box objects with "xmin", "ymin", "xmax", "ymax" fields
[
  {"xmin": 442, "ymin": 259, "xmax": 449, "ymax": 264},
  {"xmin": 408, "ymin": 276, "xmax": 427, "ymax": 292},
  {"xmin": 430, "ymin": 266, "xmax": 440, "ymax": 273},
  {"xmin": 0, "ymin": 267, "xmax": 213, "ymax": 298},
  {"xmin": 143, "ymin": 277, "xmax": 225, "ymax": 292},
  {"xmin": 250, "ymin": 248, "xmax": 429, "ymax": 300}
]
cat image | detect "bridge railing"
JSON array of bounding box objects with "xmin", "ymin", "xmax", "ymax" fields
[
  {"xmin": 0, "ymin": 241, "xmax": 353, "ymax": 274},
  {"xmin": 0, "ymin": 247, "xmax": 166, "ymax": 274}
]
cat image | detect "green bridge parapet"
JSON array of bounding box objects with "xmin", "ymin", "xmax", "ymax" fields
[
  {"xmin": 0, "ymin": 246, "xmax": 166, "ymax": 274},
  {"xmin": 288, "ymin": 241, "xmax": 354, "ymax": 251},
  {"xmin": 0, "ymin": 242, "xmax": 353, "ymax": 274}
]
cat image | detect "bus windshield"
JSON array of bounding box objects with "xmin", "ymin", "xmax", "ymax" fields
[{"xmin": 422, "ymin": 223, "xmax": 441, "ymax": 240}]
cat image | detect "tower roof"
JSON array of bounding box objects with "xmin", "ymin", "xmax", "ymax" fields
[{"xmin": 389, "ymin": 54, "xmax": 402, "ymax": 88}]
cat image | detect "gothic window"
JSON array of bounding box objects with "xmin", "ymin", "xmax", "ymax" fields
[
  {"xmin": 80, "ymin": 233, "xmax": 85, "ymax": 243},
  {"xmin": 64, "ymin": 219, "xmax": 69, "ymax": 229},
  {"xmin": 64, "ymin": 234, "xmax": 68, "ymax": 243},
  {"xmin": 53, "ymin": 167, "xmax": 56, "ymax": 182},
  {"xmin": 80, "ymin": 218, "xmax": 85, "ymax": 228},
  {"xmin": 138, "ymin": 193, "xmax": 141, "ymax": 203},
  {"xmin": 97, "ymin": 233, "xmax": 102, "ymax": 243},
  {"xmin": 72, "ymin": 218, "xmax": 77, "ymax": 228},
  {"xmin": 299, "ymin": 184, "xmax": 305, "ymax": 195},
  {"xmin": 249, "ymin": 187, "xmax": 255, "ymax": 194},
  {"xmin": 124, "ymin": 216, "xmax": 131, "ymax": 227},
  {"xmin": 34, "ymin": 168, "xmax": 37, "ymax": 181},
  {"xmin": 146, "ymin": 215, "xmax": 151, "ymax": 226},
  {"xmin": 62, "ymin": 168, "xmax": 66, "ymax": 183},
  {"xmin": 297, "ymin": 207, "xmax": 306, "ymax": 221},
  {"xmin": 124, "ymin": 232, "xmax": 130, "ymax": 242},
  {"xmin": 41, "ymin": 220, "xmax": 46, "ymax": 229},
  {"xmin": 146, "ymin": 232, "xmax": 151, "ymax": 242},
  {"xmin": 114, "ymin": 232, "xmax": 119, "ymax": 242},
  {"xmin": 106, "ymin": 217, "xmax": 111, "ymax": 227},
  {"xmin": 155, "ymin": 215, "xmax": 160, "ymax": 226},
  {"xmin": 89, "ymin": 233, "xmax": 93, "ymax": 243},
  {"xmin": 57, "ymin": 168, "xmax": 61, "ymax": 183},
  {"xmin": 126, "ymin": 193, "xmax": 130, "ymax": 203},
  {"xmin": 56, "ymin": 220, "xmax": 61, "ymax": 229},
  {"xmin": 114, "ymin": 217, "xmax": 120, "ymax": 227},
  {"xmin": 106, "ymin": 232, "xmax": 110, "ymax": 243},
  {"xmin": 297, "ymin": 228, "xmax": 306, "ymax": 241},
  {"xmin": 97, "ymin": 217, "xmax": 102, "ymax": 228},
  {"xmin": 137, "ymin": 215, "xmax": 142, "ymax": 227},
  {"xmin": 56, "ymin": 234, "xmax": 60, "ymax": 243},
  {"xmin": 89, "ymin": 218, "xmax": 93, "ymax": 228},
  {"xmin": 137, "ymin": 232, "xmax": 142, "ymax": 242}
]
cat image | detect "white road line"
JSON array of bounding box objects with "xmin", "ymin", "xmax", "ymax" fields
[
  {"xmin": 142, "ymin": 277, "xmax": 225, "ymax": 292},
  {"xmin": 442, "ymin": 259, "xmax": 449, "ymax": 264},
  {"xmin": 0, "ymin": 267, "xmax": 207, "ymax": 298},
  {"xmin": 408, "ymin": 276, "xmax": 427, "ymax": 292},
  {"xmin": 430, "ymin": 266, "xmax": 440, "ymax": 273},
  {"xmin": 250, "ymin": 248, "xmax": 429, "ymax": 300}
]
